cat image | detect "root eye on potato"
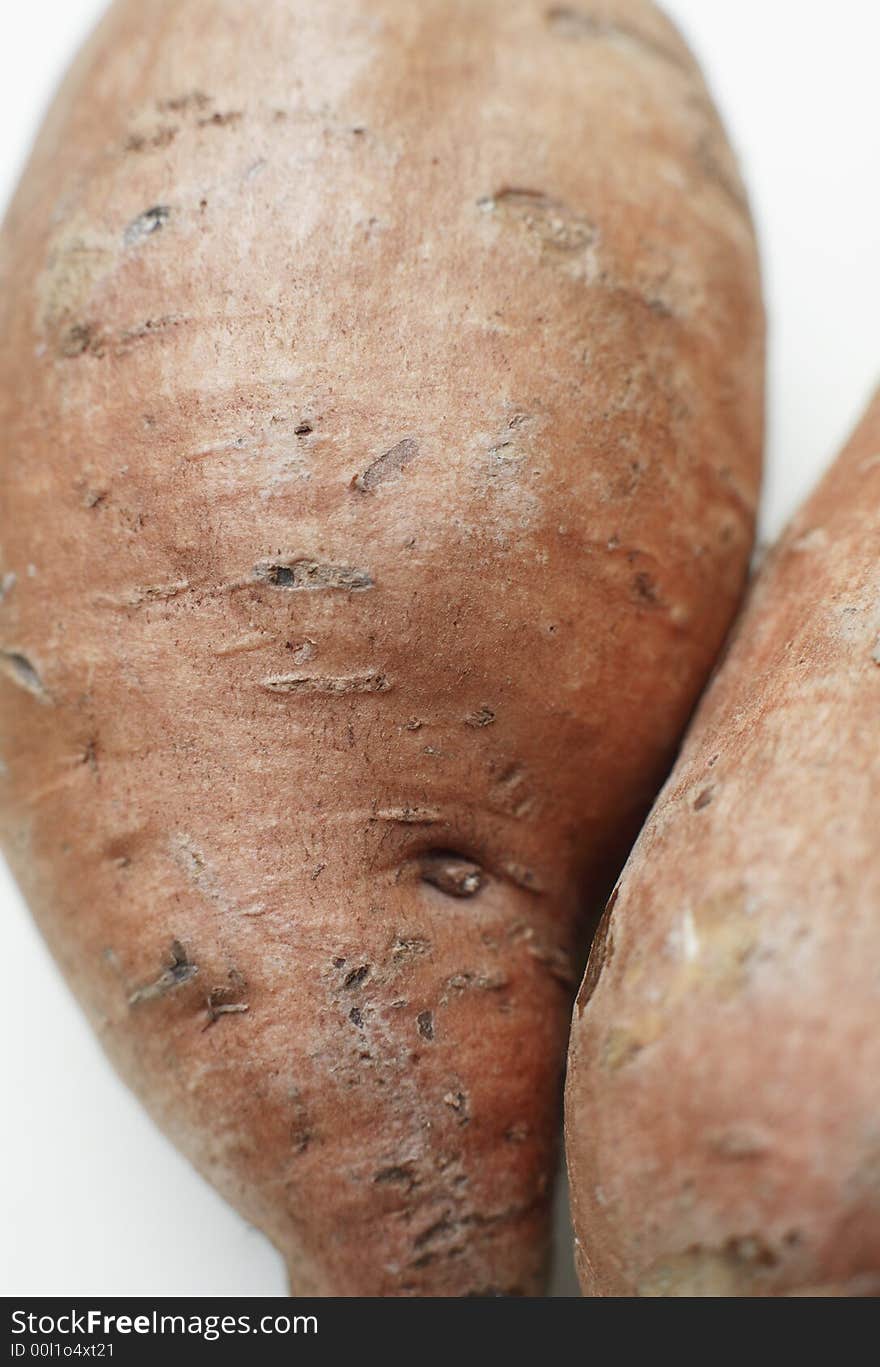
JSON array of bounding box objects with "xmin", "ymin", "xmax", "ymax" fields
[{"xmin": 419, "ymin": 851, "xmax": 485, "ymax": 899}]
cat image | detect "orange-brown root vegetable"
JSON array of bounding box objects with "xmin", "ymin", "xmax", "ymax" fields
[
  {"xmin": 0, "ymin": 0, "xmax": 762, "ymax": 1295},
  {"xmin": 565, "ymin": 388, "xmax": 880, "ymax": 1297}
]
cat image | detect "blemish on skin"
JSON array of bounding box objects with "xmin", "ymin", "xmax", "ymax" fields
[
  {"xmin": 680, "ymin": 908, "xmax": 700, "ymax": 962},
  {"xmin": 351, "ymin": 437, "xmax": 419, "ymax": 492},
  {"xmin": 253, "ymin": 557, "xmax": 373, "ymax": 591},
  {"xmin": 688, "ymin": 893, "xmax": 757, "ymax": 991},
  {"xmin": 709, "ymin": 1124, "xmax": 773, "ymax": 1159},
  {"xmin": 59, "ymin": 322, "xmax": 104, "ymax": 359},
  {"xmin": 417, "ymin": 1010, "xmax": 435, "ymax": 1040},
  {"xmin": 343, "ymin": 964, "xmax": 370, "ymax": 989},
  {"xmin": 197, "ymin": 110, "xmax": 243, "ymax": 128},
  {"xmin": 601, "ymin": 1026, "xmax": 644, "ymax": 1071},
  {"xmin": 125, "ymin": 126, "xmax": 177, "ymax": 153},
  {"xmin": 373, "ymin": 806, "xmax": 441, "ymax": 825},
  {"xmin": 0, "ymin": 572, "xmax": 16, "ymax": 602},
  {"xmin": 420, "ymin": 854, "xmax": 484, "ymax": 899},
  {"xmin": 123, "ymin": 205, "xmax": 171, "ymax": 247},
  {"xmin": 443, "ymin": 1091, "xmax": 469, "ymax": 1123},
  {"xmin": 633, "ymin": 571, "xmax": 661, "ymax": 605},
  {"xmin": 285, "ymin": 639, "xmax": 317, "ymax": 664},
  {"xmin": 489, "ymin": 764, "xmax": 534, "ymax": 818},
  {"xmin": 693, "ymin": 787, "xmax": 714, "ymax": 811},
  {"xmin": 157, "ymin": 91, "xmax": 211, "ymax": 114},
  {"xmin": 349, "ymin": 1006, "xmax": 364, "ymax": 1028},
  {"xmin": 117, "ymin": 315, "xmax": 187, "ymax": 349},
  {"xmin": 502, "ymin": 861, "xmax": 544, "ymax": 894},
  {"xmin": 203, "ymin": 983, "xmax": 249, "ymax": 1029},
  {"xmin": 169, "ymin": 832, "xmax": 248, "ymax": 916},
  {"xmin": 262, "ymin": 671, "xmax": 389, "ymax": 695},
  {"xmin": 289, "ymin": 1090, "xmax": 312, "ymax": 1154},
  {"xmin": 99, "ymin": 580, "xmax": 190, "ymax": 609},
  {"xmin": 544, "ymin": 6, "xmax": 693, "ymax": 74},
  {"xmin": 412, "ymin": 1217, "xmax": 455, "ymax": 1252},
  {"xmin": 442, "ymin": 970, "xmax": 509, "ymax": 1001},
  {"xmin": 477, "ymin": 187, "xmax": 597, "ymax": 256},
  {"xmin": 128, "ymin": 940, "xmax": 197, "ymax": 1006},
  {"xmin": 417, "ymin": 1204, "xmax": 535, "ymax": 1254},
  {"xmin": 102, "ymin": 947, "xmax": 124, "ymax": 978},
  {"xmin": 392, "ymin": 936, "xmax": 431, "ymax": 961},
  {"xmin": 374, "ymin": 1163, "xmax": 418, "ymax": 1190},
  {"xmin": 212, "ymin": 632, "xmax": 268, "ymax": 657},
  {"xmin": 186, "ymin": 434, "xmax": 246, "ymax": 462},
  {"xmin": 524, "ymin": 940, "xmax": 577, "ymax": 988},
  {"xmin": 0, "ymin": 651, "xmax": 51, "ymax": 703},
  {"xmin": 638, "ymin": 1237, "xmax": 779, "ymax": 1297},
  {"xmin": 872, "ymin": 636, "xmax": 880, "ymax": 665},
  {"xmin": 78, "ymin": 739, "xmax": 99, "ymax": 774},
  {"xmin": 465, "ymin": 705, "xmax": 495, "ymax": 728},
  {"xmin": 294, "ymin": 421, "xmax": 313, "ymax": 436}
]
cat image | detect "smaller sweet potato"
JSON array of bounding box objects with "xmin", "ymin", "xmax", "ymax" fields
[{"xmin": 565, "ymin": 388, "xmax": 880, "ymax": 1297}]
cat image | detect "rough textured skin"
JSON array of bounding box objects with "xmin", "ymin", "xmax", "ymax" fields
[
  {"xmin": 0, "ymin": 0, "xmax": 762, "ymax": 1295},
  {"xmin": 566, "ymin": 390, "xmax": 880, "ymax": 1297}
]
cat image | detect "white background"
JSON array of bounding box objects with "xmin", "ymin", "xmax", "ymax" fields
[{"xmin": 1, "ymin": 0, "xmax": 878, "ymax": 1297}]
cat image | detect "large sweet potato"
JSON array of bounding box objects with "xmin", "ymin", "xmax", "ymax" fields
[
  {"xmin": 566, "ymin": 388, "xmax": 880, "ymax": 1296},
  {"xmin": 0, "ymin": 0, "xmax": 762, "ymax": 1294}
]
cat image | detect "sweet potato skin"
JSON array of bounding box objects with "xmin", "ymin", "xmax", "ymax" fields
[
  {"xmin": 565, "ymin": 389, "xmax": 880, "ymax": 1297},
  {"xmin": 0, "ymin": 0, "xmax": 762, "ymax": 1294}
]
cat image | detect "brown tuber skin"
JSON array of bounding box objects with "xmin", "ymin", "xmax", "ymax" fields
[
  {"xmin": 565, "ymin": 389, "xmax": 880, "ymax": 1297},
  {"xmin": 0, "ymin": 0, "xmax": 762, "ymax": 1295}
]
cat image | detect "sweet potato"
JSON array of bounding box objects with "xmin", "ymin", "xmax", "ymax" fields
[
  {"xmin": 565, "ymin": 388, "xmax": 880, "ymax": 1297},
  {"xmin": 0, "ymin": 0, "xmax": 762, "ymax": 1295}
]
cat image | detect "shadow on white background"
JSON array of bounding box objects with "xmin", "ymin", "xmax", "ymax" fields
[{"xmin": 1, "ymin": 0, "xmax": 878, "ymax": 1297}]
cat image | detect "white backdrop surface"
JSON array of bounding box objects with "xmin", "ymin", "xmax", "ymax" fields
[{"xmin": 1, "ymin": 0, "xmax": 878, "ymax": 1297}]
